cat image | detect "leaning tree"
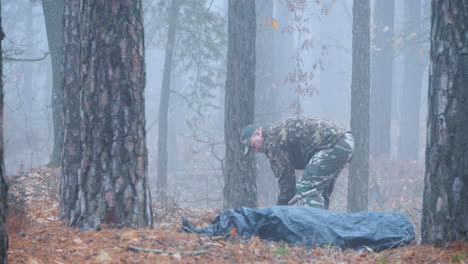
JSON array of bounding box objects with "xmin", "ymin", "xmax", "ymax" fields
[{"xmin": 41, "ymin": 0, "xmax": 65, "ymax": 168}]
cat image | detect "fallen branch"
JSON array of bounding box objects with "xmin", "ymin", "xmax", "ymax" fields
[
  {"xmin": 127, "ymin": 245, "xmax": 208, "ymax": 256},
  {"xmin": 200, "ymin": 242, "xmax": 224, "ymax": 248}
]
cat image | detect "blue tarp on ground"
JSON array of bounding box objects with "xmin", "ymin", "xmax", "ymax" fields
[{"xmin": 182, "ymin": 206, "xmax": 414, "ymax": 251}]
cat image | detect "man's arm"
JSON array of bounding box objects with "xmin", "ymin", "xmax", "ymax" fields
[{"xmin": 268, "ymin": 150, "xmax": 296, "ymax": 205}]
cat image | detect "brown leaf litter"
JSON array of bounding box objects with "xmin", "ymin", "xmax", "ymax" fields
[{"xmin": 7, "ymin": 167, "xmax": 468, "ymax": 263}]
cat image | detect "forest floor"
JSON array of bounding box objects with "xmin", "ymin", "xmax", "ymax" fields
[{"xmin": 7, "ymin": 167, "xmax": 468, "ymax": 264}]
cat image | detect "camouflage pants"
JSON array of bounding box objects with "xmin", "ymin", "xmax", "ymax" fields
[{"xmin": 294, "ymin": 132, "xmax": 354, "ymax": 209}]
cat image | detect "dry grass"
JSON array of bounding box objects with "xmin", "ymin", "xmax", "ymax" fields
[{"xmin": 7, "ymin": 190, "xmax": 33, "ymax": 234}]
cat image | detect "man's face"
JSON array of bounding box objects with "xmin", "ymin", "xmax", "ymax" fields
[{"xmin": 250, "ymin": 132, "xmax": 264, "ymax": 153}]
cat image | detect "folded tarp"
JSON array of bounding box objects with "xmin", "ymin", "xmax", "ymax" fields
[{"xmin": 182, "ymin": 206, "xmax": 414, "ymax": 251}]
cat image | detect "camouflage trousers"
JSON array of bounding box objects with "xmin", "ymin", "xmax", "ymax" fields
[{"xmin": 294, "ymin": 132, "xmax": 354, "ymax": 209}]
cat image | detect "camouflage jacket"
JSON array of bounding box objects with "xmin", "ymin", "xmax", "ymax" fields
[{"xmin": 262, "ymin": 116, "xmax": 347, "ymax": 204}]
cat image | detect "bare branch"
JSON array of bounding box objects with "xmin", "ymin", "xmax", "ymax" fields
[
  {"xmin": 4, "ymin": 50, "xmax": 50, "ymax": 62},
  {"xmin": 169, "ymin": 89, "xmax": 204, "ymax": 117}
]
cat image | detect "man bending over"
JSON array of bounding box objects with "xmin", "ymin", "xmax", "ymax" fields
[{"xmin": 241, "ymin": 116, "xmax": 354, "ymax": 209}]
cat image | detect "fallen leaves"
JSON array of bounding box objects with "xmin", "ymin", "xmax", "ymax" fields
[
  {"xmin": 95, "ymin": 250, "xmax": 112, "ymax": 262},
  {"xmin": 9, "ymin": 212, "xmax": 468, "ymax": 264},
  {"xmin": 7, "ymin": 166, "xmax": 468, "ymax": 264}
]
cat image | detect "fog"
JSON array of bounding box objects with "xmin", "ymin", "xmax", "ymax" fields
[{"xmin": 1, "ymin": 0, "xmax": 429, "ymax": 211}]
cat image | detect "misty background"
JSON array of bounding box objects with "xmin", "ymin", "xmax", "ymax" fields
[{"xmin": 1, "ymin": 0, "xmax": 429, "ymax": 212}]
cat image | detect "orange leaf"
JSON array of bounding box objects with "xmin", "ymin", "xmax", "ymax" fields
[
  {"xmin": 271, "ymin": 18, "xmax": 279, "ymax": 30},
  {"xmin": 230, "ymin": 227, "xmax": 237, "ymax": 237},
  {"xmin": 313, "ymin": 250, "xmax": 324, "ymax": 256}
]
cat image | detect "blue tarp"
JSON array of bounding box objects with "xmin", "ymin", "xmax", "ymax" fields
[{"xmin": 182, "ymin": 206, "xmax": 414, "ymax": 251}]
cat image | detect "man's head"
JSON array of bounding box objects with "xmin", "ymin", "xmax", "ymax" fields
[{"xmin": 240, "ymin": 125, "xmax": 264, "ymax": 155}]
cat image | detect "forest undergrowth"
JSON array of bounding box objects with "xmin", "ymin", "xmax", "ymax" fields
[{"xmin": 6, "ymin": 165, "xmax": 468, "ymax": 264}]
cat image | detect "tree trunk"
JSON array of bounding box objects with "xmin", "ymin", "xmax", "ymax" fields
[
  {"xmin": 59, "ymin": 0, "xmax": 82, "ymax": 221},
  {"xmin": 223, "ymin": 0, "xmax": 257, "ymax": 209},
  {"xmin": 255, "ymin": 0, "xmax": 276, "ymax": 123},
  {"xmin": 421, "ymin": 0, "xmax": 468, "ymax": 244},
  {"xmin": 255, "ymin": 0, "xmax": 277, "ymax": 205},
  {"xmin": 157, "ymin": 0, "xmax": 180, "ymax": 201},
  {"xmin": 398, "ymin": 0, "xmax": 424, "ymax": 161},
  {"xmin": 42, "ymin": 0, "xmax": 64, "ymax": 168},
  {"xmin": 0, "ymin": 4, "xmax": 9, "ymax": 261},
  {"xmin": 348, "ymin": 0, "xmax": 370, "ymax": 213},
  {"xmin": 370, "ymin": 0, "xmax": 394, "ymax": 157},
  {"xmin": 319, "ymin": 4, "xmax": 350, "ymax": 123},
  {"xmin": 62, "ymin": 0, "xmax": 153, "ymax": 229},
  {"xmin": 23, "ymin": 1, "xmax": 34, "ymax": 116},
  {"xmin": 274, "ymin": 2, "xmax": 294, "ymax": 121}
]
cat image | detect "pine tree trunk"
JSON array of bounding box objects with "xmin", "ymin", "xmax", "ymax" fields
[
  {"xmin": 59, "ymin": 0, "xmax": 82, "ymax": 221},
  {"xmin": 370, "ymin": 0, "xmax": 394, "ymax": 157},
  {"xmin": 348, "ymin": 0, "xmax": 370, "ymax": 213},
  {"xmin": 421, "ymin": 0, "xmax": 468, "ymax": 244},
  {"xmin": 61, "ymin": 0, "xmax": 153, "ymax": 229},
  {"xmin": 42, "ymin": 0, "xmax": 64, "ymax": 168},
  {"xmin": 157, "ymin": 0, "xmax": 180, "ymax": 201},
  {"xmin": 223, "ymin": 0, "xmax": 257, "ymax": 209},
  {"xmin": 0, "ymin": 5, "xmax": 9, "ymax": 261}
]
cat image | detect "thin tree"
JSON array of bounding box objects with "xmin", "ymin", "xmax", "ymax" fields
[
  {"xmin": 348, "ymin": 0, "xmax": 370, "ymax": 213},
  {"xmin": 255, "ymin": 0, "xmax": 278, "ymax": 205},
  {"xmin": 223, "ymin": 0, "xmax": 257, "ymax": 209},
  {"xmin": 155, "ymin": 0, "xmax": 226, "ymax": 200},
  {"xmin": 157, "ymin": 0, "xmax": 180, "ymax": 201},
  {"xmin": 255, "ymin": 0, "xmax": 276, "ymax": 124},
  {"xmin": 23, "ymin": 0, "xmax": 34, "ymax": 117},
  {"xmin": 41, "ymin": 0, "xmax": 64, "ymax": 167},
  {"xmin": 273, "ymin": 1, "xmax": 294, "ymax": 120},
  {"xmin": 370, "ymin": 0, "xmax": 394, "ymax": 157},
  {"xmin": 61, "ymin": 0, "xmax": 152, "ymax": 229},
  {"xmin": 398, "ymin": 0, "xmax": 425, "ymax": 161},
  {"xmin": 0, "ymin": 2, "xmax": 9, "ymax": 261},
  {"xmin": 421, "ymin": 0, "xmax": 468, "ymax": 244}
]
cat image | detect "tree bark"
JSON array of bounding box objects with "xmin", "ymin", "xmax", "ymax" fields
[
  {"xmin": 157, "ymin": 0, "xmax": 180, "ymax": 201},
  {"xmin": 348, "ymin": 0, "xmax": 370, "ymax": 213},
  {"xmin": 223, "ymin": 0, "xmax": 257, "ymax": 209},
  {"xmin": 370, "ymin": 0, "xmax": 394, "ymax": 157},
  {"xmin": 61, "ymin": 0, "xmax": 153, "ymax": 229},
  {"xmin": 398, "ymin": 0, "xmax": 425, "ymax": 161},
  {"xmin": 421, "ymin": 0, "xmax": 468, "ymax": 244},
  {"xmin": 255, "ymin": 0, "xmax": 278, "ymax": 205},
  {"xmin": 59, "ymin": 0, "xmax": 82, "ymax": 221},
  {"xmin": 0, "ymin": 4, "xmax": 9, "ymax": 261},
  {"xmin": 42, "ymin": 0, "xmax": 64, "ymax": 168}
]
